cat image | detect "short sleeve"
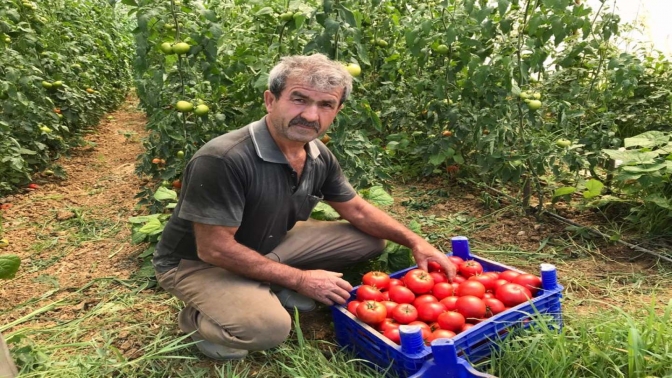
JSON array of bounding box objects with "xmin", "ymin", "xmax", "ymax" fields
[
  {"xmin": 177, "ymin": 155, "xmax": 246, "ymax": 226},
  {"xmin": 319, "ymin": 147, "xmax": 357, "ymax": 202}
]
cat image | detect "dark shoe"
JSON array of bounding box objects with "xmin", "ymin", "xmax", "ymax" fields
[
  {"xmin": 275, "ymin": 288, "xmax": 317, "ymax": 312},
  {"xmin": 178, "ymin": 306, "xmax": 248, "ymax": 361}
]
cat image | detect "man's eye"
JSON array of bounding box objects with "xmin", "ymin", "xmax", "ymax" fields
[{"xmin": 292, "ymin": 98, "xmax": 305, "ymax": 104}]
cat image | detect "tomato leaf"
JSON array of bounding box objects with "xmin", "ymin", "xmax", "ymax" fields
[
  {"xmin": 154, "ymin": 187, "xmax": 177, "ymax": 202},
  {"xmin": 0, "ymin": 255, "xmax": 21, "ymax": 280},
  {"xmin": 553, "ymin": 187, "xmax": 576, "ymax": 198},
  {"xmin": 362, "ymin": 186, "xmax": 394, "ymax": 206},
  {"xmin": 310, "ymin": 202, "xmax": 340, "ymax": 221}
]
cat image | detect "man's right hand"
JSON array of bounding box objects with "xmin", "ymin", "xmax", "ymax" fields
[{"xmin": 295, "ymin": 270, "xmax": 353, "ymax": 306}]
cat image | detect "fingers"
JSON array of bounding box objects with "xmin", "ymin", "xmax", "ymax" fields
[
  {"xmin": 335, "ymin": 278, "xmax": 353, "ymax": 292},
  {"xmin": 416, "ymin": 259, "xmax": 428, "ymax": 272}
]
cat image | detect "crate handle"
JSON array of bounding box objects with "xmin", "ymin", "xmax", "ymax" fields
[{"xmin": 450, "ymin": 236, "xmax": 471, "ymax": 260}]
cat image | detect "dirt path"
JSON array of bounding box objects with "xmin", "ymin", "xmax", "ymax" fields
[{"xmin": 0, "ymin": 96, "xmax": 147, "ymax": 318}]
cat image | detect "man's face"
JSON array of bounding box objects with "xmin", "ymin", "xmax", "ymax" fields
[{"xmin": 264, "ymin": 78, "xmax": 343, "ymax": 144}]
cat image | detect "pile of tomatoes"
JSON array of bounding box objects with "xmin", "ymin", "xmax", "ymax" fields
[{"xmin": 346, "ymin": 256, "xmax": 543, "ymax": 345}]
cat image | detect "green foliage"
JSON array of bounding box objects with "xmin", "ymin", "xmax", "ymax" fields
[
  {"xmin": 598, "ymin": 131, "xmax": 672, "ymax": 233},
  {"xmin": 488, "ymin": 299, "xmax": 672, "ymax": 378},
  {"xmin": 0, "ymin": 254, "xmax": 20, "ymax": 279},
  {"xmin": 0, "ymin": 0, "xmax": 134, "ymax": 194}
]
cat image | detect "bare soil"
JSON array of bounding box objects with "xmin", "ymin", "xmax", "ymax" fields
[{"xmin": 0, "ymin": 96, "xmax": 670, "ymax": 371}]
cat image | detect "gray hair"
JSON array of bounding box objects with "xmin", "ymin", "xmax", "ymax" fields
[{"xmin": 267, "ymin": 54, "xmax": 353, "ymax": 105}]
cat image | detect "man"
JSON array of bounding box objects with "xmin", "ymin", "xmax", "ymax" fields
[{"xmin": 153, "ymin": 53, "xmax": 456, "ymax": 360}]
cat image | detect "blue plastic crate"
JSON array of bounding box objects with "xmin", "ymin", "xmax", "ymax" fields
[{"xmin": 331, "ymin": 236, "xmax": 564, "ymax": 378}]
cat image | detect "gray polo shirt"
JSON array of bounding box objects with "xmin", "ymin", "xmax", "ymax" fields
[{"xmin": 152, "ymin": 117, "xmax": 356, "ymax": 273}]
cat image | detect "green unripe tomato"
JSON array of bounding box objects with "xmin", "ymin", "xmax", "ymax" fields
[
  {"xmin": 175, "ymin": 100, "xmax": 194, "ymax": 112},
  {"xmin": 172, "ymin": 42, "xmax": 190, "ymax": 55},
  {"xmin": 279, "ymin": 12, "xmax": 294, "ymax": 21},
  {"xmin": 555, "ymin": 139, "xmax": 572, "ymax": 148},
  {"xmin": 526, "ymin": 100, "xmax": 542, "ymax": 110},
  {"xmin": 194, "ymin": 104, "xmax": 209, "ymax": 116},
  {"xmin": 160, "ymin": 42, "xmax": 173, "ymax": 54}
]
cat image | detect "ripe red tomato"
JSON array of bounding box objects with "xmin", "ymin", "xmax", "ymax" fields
[
  {"xmin": 512, "ymin": 274, "xmax": 543, "ymax": 296},
  {"xmin": 347, "ymin": 300, "xmax": 361, "ymax": 315},
  {"xmin": 391, "ymin": 304, "xmax": 418, "ymax": 324},
  {"xmin": 356, "ymin": 300, "xmax": 387, "ymax": 325},
  {"xmin": 469, "ymin": 274, "xmax": 496, "ymax": 292},
  {"xmin": 455, "ymin": 295, "xmax": 487, "ymax": 321},
  {"xmin": 413, "ymin": 294, "xmax": 438, "ymax": 308},
  {"xmin": 437, "ymin": 311, "xmax": 466, "ymax": 332},
  {"xmin": 427, "ymin": 329, "xmax": 456, "ymax": 343},
  {"xmin": 430, "ymin": 271, "xmax": 447, "ymax": 284},
  {"xmin": 431, "ymin": 282, "xmax": 454, "ymax": 300},
  {"xmin": 404, "ymin": 269, "xmax": 435, "ymax": 294},
  {"xmin": 388, "ymin": 285, "xmax": 415, "ymax": 304},
  {"xmin": 380, "ymin": 291, "xmax": 390, "ymax": 301},
  {"xmin": 483, "ymin": 292, "xmax": 495, "ymax": 299},
  {"xmin": 381, "ymin": 301, "xmax": 398, "ymax": 314},
  {"xmin": 498, "ymin": 270, "xmax": 521, "ymax": 282},
  {"xmin": 379, "ymin": 318, "xmax": 400, "ymax": 332},
  {"xmin": 417, "ymin": 302, "xmax": 447, "ymax": 323},
  {"xmin": 456, "ymin": 281, "xmax": 486, "ymax": 298},
  {"xmin": 428, "ymin": 261, "xmax": 442, "ymax": 272},
  {"xmin": 483, "ymin": 298, "xmax": 506, "ymax": 317},
  {"xmin": 362, "ymin": 271, "xmax": 391, "ymax": 290},
  {"xmin": 452, "ymin": 275, "xmax": 466, "ymax": 284},
  {"xmin": 428, "ymin": 322, "xmax": 441, "ymax": 332},
  {"xmin": 439, "ymin": 296, "xmax": 459, "ymax": 311},
  {"xmin": 356, "ymin": 285, "xmax": 383, "ymax": 301},
  {"xmin": 27, "ymin": 183, "xmax": 39, "ymax": 189},
  {"xmin": 495, "ymin": 283, "xmax": 532, "ymax": 307},
  {"xmin": 388, "ymin": 278, "xmax": 405, "ymax": 288},
  {"xmin": 448, "ymin": 256, "xmax": 464, "ymax": 266},
  {"xmin": 383, "ymin": 327, "xmax": 401, "ymax": 344},
  {"xmin": 492, "ymin": 278, "xmax": 509, "ymax": 291},
  {"xmin": 462, "ymin": 323, "xmax": 475, "ymax": 332},
  {"xmin": 458, "ymin": 260, "xmax": 483, "ymax": 278}
]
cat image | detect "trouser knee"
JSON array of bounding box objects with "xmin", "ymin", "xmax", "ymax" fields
[{"xmin": 237, "ymin": 309, "xmax": 292, "ymax": 350}]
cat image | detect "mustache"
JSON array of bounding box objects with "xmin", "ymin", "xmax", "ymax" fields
[{"xmin": 289, "ymin": 116, "xmax": 319, "ymax": 131}]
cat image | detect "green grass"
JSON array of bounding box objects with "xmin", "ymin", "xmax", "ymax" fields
[{"xmin": 485, "ymin": 300, "xmax": 672, "ymax": 378}]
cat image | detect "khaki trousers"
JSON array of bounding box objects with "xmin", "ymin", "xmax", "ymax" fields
[{"xmin": 156, "ymin": 220, "xmax": 385, "ymax": 351}]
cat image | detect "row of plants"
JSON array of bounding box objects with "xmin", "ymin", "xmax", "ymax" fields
[
  {"xmin": 129, "ymin": 0, "xmax": 670, "ymax": 238},
  {"xmin": 0, "ymin": 0, "xmax": 134, "ymax": 194}
]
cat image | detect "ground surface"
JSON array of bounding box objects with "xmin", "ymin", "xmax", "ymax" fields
[{"xmin": 0, "ymin": 96, "xmax": 670, "ymax": 375}]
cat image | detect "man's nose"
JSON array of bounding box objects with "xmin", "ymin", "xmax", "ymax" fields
[{"xmin": 301, "ymin": 104, "xmax": 319, "ymax": 122}]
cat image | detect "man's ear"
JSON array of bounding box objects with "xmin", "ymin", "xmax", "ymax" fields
[{"xmin": 263, "ymin": 90, "xmax": 276, "ymax": 112}]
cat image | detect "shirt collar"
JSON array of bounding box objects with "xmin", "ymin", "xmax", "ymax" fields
[{"xmin": 249, "ymin": 117, "xmax": 321, "ymax": 163}]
